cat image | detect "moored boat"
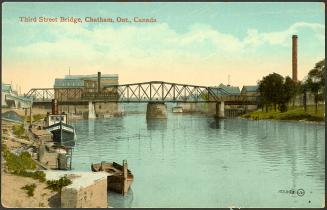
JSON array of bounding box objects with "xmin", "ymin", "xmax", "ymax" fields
[
  {"xmin": 44, "ymin": 99, "xmax": 76, "ymax": 147},
  {"xmin": 91, "ymin": 160, "xmax": 133, "ymax": 195},
  {"xmin": 172, "ymin": 106, "xmax": 183, "ymax": 113}
]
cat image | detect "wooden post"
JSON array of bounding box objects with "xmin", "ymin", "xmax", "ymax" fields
[
  {"xmin": 69, "ymin": 148, "xmax": 73, "ymax": 170},
  {"xmin": 123, "ymin": 160, "xmax": 128, "ymax": 196},
  {"xmin": 29, "ymin": 107, "xmax": 32, "ymax": 126}
]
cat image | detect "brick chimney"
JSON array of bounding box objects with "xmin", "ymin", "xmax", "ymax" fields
[
  {"xmin": 98, "ymin": 72, "xmax": 101, "ymax": 93},
  {"xmin": 292, "ymin": 35, "xmax": 298, "ymax": 82}
]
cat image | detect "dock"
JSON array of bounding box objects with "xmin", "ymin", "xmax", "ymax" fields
[{"xmin": 44, "ymin": 170, "xmax": 112, "ymax": 208}]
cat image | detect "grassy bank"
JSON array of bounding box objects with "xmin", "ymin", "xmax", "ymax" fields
[
  {"xmin": 242, "ymin": 104, "xmax": 325, "ymax": 122},
  {"xmin": 1, "ymin": 143, "xmax": 71, "ymax": 204},
  {"xmin": 24, "ymin": 114, "xmax": 46, "ymax": 123}
]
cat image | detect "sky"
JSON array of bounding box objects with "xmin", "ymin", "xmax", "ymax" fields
[{"xmin": 2, "ymin": 2, "xmax": 325, "ymax": 93}]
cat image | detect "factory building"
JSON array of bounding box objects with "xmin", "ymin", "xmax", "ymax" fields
[{"xmin": 53, "ymin": 72, "xmax": 118, "ymax": 101}]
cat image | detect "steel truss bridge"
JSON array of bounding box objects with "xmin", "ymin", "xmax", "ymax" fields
[{"xmin": 26, "ymin": 81, "xmax": 258, "ymax": 105}]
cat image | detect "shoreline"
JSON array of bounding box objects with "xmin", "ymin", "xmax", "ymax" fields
[
  {"xmin": 240, "ymin": 105, "xmax": 325, "ymax": 125},
  {"xmin": 239, "ymin": 116, "xmax": 325, "ymax": 125}
]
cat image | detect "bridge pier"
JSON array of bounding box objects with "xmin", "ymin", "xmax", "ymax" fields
[
  {"xmin": 215, "ymin": 101, "xmax": 225, "ymax": 118},
  {"xmin": 146, "ymin": 102, "xmax": 167, "ymax": 119}
]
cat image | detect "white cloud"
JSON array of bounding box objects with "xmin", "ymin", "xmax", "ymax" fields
[
  {"xmin": 4, "ymin": 20, "xmax": 325, "ymax": 91},
  {"xmin": 244, "ymin": 22, "xmax": 325, "ymax": 47},
  {"xmin": 13, "ymin": 21, "xmax": 324, "ymax": 62}
]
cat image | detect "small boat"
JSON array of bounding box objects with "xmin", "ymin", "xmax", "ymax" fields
[
  {"xmin": 172, "ymin": 106, "xmax": 183, "ymax": 113},
  {"xmin": 91, "ymin": 160, "xmax": 133, "ymax": 195}
]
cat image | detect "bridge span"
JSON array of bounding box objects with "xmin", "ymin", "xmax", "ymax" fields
[
  {"xmin": 26, "ymin": 81, "xmax": 258, "ymax": 118},
  {"xmin": 26, "ymin": 81, "xmax": 257, "ymax": 104}
]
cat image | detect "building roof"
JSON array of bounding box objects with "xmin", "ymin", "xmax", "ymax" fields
[
  {"xmin": 2, "ymin": 83, "xmax": 12, "ymax": 93},
  {"xmin": 54, "ymin": 74, "xmax": 119, "ymax": 88},
  {"xmin": 218, "ymin": 84, "xmax": 240, "ymax": 95},
  {"xmin": 207, "ymin": 84, "xmax": 240, "ymax": 96},
  {"xmin": 242, "ymin": 85, "xmax": 258, "ymax": 93},
  {"xmin": 54, "ymin": 79, "xmax": 85, "ymax": 88},
  {"xmin": 64, "ymin": 74, "xmax": 118, "ymax": 80}
]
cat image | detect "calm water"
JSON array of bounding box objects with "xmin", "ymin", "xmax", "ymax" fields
[{"xmin": 71, "ymin": 104, "xmax": 325, "ymax": 208}]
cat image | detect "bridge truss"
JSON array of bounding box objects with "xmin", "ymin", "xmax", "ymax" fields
[
  {"xmin": 25, "ymin": 81, "xmax": 258, "ymax": 104},
  {"xmin": 96, "ymin": 81, "xmax": 231, "ymax": 103},
  {"xmin": 25, "ymin": 88, "xmax": 54, "ymax": 102}
]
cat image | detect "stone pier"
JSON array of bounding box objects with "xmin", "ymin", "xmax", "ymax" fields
[
  {"xmin": 146, "ymin": 102, "xmax": 167, "ymax": 119},
  {"xmin": 215, "ymin": 101, "xmax": 225, "ymax": 118},
  {"xmin": 44, "ymin": 171, "xmax": 109, "ymax": 208}
]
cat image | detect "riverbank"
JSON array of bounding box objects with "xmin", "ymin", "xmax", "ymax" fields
[
  {"xmin": 1, "ymin": 172, "xmax": 58, "ymax": 208},
  {"xmin": 1, "ymin": 109, "xmax": 111, "ymax": 208},
  {"xmin": 241, "ymin": 104, "xmax": 325, "ymax": 123},
  {"xmin": 1, "ymin": 121, "xmax": 59, "ymax": 207}
]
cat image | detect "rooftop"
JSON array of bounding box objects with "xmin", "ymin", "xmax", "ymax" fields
[
  {"xmin": 54, "ymin": 73, "xmax": 119, "ymax": 88},
  {"xmin": 2, "ymin": 83, "xmax": 12, "ymax": 93},
  {"xmin": 64, "ymin": 74, "xmax": 118, "ymax": 80},
  {"xmin": 242, "ymin": 85, "xmax": 258, "ymax": 93},
  {"xmin": 54, "ymin": 79, "xmax": 85, "ymax": 88},
  {"xmin": 211, "ymin": 83, "xmax": 241, "ymax": 96}
]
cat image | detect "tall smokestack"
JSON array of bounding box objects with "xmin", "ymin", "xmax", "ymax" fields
[
  {"xmin": 98, "ymin": 72, "xmax": 101, "ymax": 93},
  {"xmin": 292, "ymin": 35, "xmax": 298, "ymax": 82},
  {"xmin": 52, "ymin": 99, "xmax": 58, "ymax": 115}
]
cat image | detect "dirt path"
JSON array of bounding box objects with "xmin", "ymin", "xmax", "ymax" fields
[{"xmin": 1, "ymin": 173, "xmax": 59, "ymax": 208}]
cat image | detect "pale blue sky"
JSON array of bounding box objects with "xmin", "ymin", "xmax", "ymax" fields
[{"xmin": 2, "ymin": 2, "xmax": 325, "ymax": 92}]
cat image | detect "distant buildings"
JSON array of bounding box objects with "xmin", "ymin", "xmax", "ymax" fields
[
  {"xmin": 2, "ymin": 83, "xmax": 13, "ymax": 107},
  {"xmin": 1, "ymin": 83, "xmax": 32, "ymax": 108},
  {"xmin": 240, "ymin": 85, "xmax": 259, "ymax": 97},
  {"xmin": 214, "ymin": 83, "xmax": 241, "ymax": 96},
  {"xmin": 210, "ymin": 83, "xmax": 260, "ymax": 98},
  {"xmin": 54, "ymin": 72, "xmax": 118, "ymax": 101}
]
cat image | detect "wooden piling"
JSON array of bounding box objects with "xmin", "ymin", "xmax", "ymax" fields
[
  {"xmin": 123, "ymin": 160, "xmax": 128, "ymax": 196},
  {"xmin": 29, "ymin": 107, "xmax": 32, "ymax": 126}
]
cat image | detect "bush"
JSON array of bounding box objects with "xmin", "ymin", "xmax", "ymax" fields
[
  {"xmin": 12, "ymin": 124, "xmax": 25, "ymax": 137},
  {"xmin": 21, "ymin": 184, "xmax": 36, "ymax": 197},
  {"xmin": 33, "ymin": 114, "xmax": 46, "ymax": 122},
  {"xmin": 3, "ymin": 149, "xmax": 36, "ymax": 174},
  {"xmin": 25, "ymin": 114, "xmax": 46, "ymax": 123},
  {"xmin": 46, "ymin": 175, "xmax": 72, "ymax": 192},
  {"xmin": 18, "ymin": 170, "xmax": 46, "ymax": 183}
]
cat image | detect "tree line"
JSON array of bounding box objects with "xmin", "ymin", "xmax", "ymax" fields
[{"xmin": 258, "ymin": 59, "xmax": 325, "ymax": 113}]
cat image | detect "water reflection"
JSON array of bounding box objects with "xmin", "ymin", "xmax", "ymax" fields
[
  {"xmin": 72, "ymin": 107, "xmax": 325, "ymax": 208},
  {"xmin": 88, "ymin": 119, "xmax": 95, "ymax": 136},
  {"xmin": 109, "ymin": 188, "xmax": 134, "ymax": 208},
  {"xmin": 208, "ymin": 118, "xmax": 221, "ymax": 129},
  {"xmin": 146, "ymin": 119, "xmax": 167, "ymax": 130}
]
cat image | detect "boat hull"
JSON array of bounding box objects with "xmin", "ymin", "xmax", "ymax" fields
[
  {"xmin": 45, "ymin": 122, "xmax": 76, "ymax": 147},
  {"xmin": 91, "ymin": 162, "xmax": 133, "ymax": 194}
]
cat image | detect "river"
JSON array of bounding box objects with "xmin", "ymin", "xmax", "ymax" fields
[{"xmin": 71, "ymin": 103, "xmax": 325, "ymax": 208}]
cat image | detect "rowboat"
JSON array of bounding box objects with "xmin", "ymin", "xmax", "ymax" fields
[{"xmin": 91, "ymin": 160, "xmax": 133, "ymax": 195}]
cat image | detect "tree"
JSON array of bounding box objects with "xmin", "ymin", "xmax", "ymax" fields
[
  {"xmin": 258, "ymin": 73, "xmax": 298, "ymax": 112},
  {"xmin": 306, "ymin": 59, "xmax": 325, "ymax": 113},
  {"xmin": 278, "ymin": 76, "xmax": 297, "ymax": 112},
  {"xmin": 258, "ymin": 73, "xmax": 284, "ymax": 112}
]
